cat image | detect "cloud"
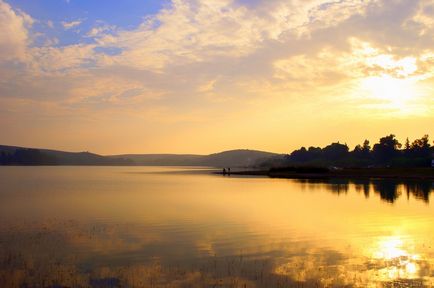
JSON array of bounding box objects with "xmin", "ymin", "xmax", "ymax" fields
[
  {"xmin": 61, "ymin": 19, "xmax": 82, "ymax": 29},
  {"xmin": 3, "ymin": 0, "xmax": 434, "ymax": 102},
  {"xmin": 0, "ymin": 0, "xmax": 33, "ymax": 61},
  {"xmin": 92, "ymin": 0, "xmax": 378, "ymax": 72},
  {"xmin": 93, "ymin": 0, "xmax": 268, "ymax": 71},
  {"xmin": 86, "ymin": 24, "xmax": 115, "ymax": 37},
  {"xmin": 30, "ymin": 44, "xmax": 96, "ymax": 73}
]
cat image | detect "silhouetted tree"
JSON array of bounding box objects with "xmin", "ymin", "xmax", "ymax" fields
[
  {"xmin": 410, "ymin": 135, "xmax": 430, "ymax": 156},
  {"xmin": 404, "ymin": 137, "xmax": 410, "ymax": 151},
  {"xmin": 362, "ymin": 139, "xmax": 370, "ymax": 152},
  {"xmin": 307, "ymin": 146, "xmax": 322, "ymax": 160},
  {"xmin": 276, "ymin": 133, "xmax": 431, "ymax": 168},
  {"xmin": 372, "ymin": 134, "xmax": 401, "ymax": 165},
  {"xmin": 322, "ymin": 142, "xmax": 349, "ymax": 162},
  {"xmin": 353, "ymin": 140, "xmax": 370, "ymax": 156},
  {"xmin": 353, "ymin": 144, "xmax": 363, "ymax": 155},
  {"xmin": 290, "ymin": 147, "xmax": 309, "ymax": 162}
]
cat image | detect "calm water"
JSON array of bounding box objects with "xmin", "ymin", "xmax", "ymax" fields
[{"xmin": 0, "ymin": 166, "xmax": 433, "ymax": 287}]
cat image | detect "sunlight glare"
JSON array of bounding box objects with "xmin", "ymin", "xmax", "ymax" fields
[
  {"xmin": 370, "ymin": 236, "xmax": 421, "ymax": 281},
  {"xmin": 373, "ymin": 237, "xmax": 407, "ymax": 260},
  {"xmin": 361, "ymin": 75, "xmax": 417, "ymax": 107}
]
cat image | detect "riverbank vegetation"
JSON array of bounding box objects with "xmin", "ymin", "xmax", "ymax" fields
[{"xmin": 261, "ymin": 134, "xmax": 433, "ymax": 169}]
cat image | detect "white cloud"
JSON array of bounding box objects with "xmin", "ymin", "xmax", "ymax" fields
[
  {"xmin": 61, "ymin": 19, "xmax": 82, "ymax": 29},
  {"xmin": 29, "ymin": 44, "xmax": 96, "ymax": 73},
  {"xmin": 0, "ymin": 0, "xmax": 33, "ymax": 61},
  {"xmin": 93, "ymin": 0, "xmax": 269, "ymax": 70},
  {"xmin": 86, "ymin": 0, "xmax": 380, "ymax": 74},
  {"xmin": 86, "ymin": 24, "xmax": 115, "ymax": 37}
]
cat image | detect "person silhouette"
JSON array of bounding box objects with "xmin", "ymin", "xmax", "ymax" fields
[
  {"xmin": 222, "ymin": 168, "xmax": 227, "ymax": 175},
  {"xmin": 228, "ymin": 168, "xmax": 231, "ymax": 175}
]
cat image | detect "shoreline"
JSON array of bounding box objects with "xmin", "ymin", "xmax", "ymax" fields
[{"xmin": 215, "ymin": 168, "xmax": 434, "ymax": 181}]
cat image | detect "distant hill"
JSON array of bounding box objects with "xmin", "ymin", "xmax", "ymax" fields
[
  {"xmin": 194, "ymin": 150, "xmax": 278, "ymax": 167},
  {"xmin": 111, "ymin": 149, "xmax": 279, "ymax": 167},
  {"xmin": 0, "ymin": 145, "xmax": 280, "ymax": 167},
  {"xmin": 0, "ymin": 145, "xmax": 132, "ymax": 166},
  {"xmin": 108, "ymin": 154, "xmax": 203, "ymax": 166}
]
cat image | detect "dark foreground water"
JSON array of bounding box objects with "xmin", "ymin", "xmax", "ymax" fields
[{"xmin": 0, "ymin": 166, "xmax": 433, "ymax": 288}]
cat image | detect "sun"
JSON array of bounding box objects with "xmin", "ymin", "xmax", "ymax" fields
[{"xmin": 361, "ymin": 74, "xmax": 417, "ymax": 107}]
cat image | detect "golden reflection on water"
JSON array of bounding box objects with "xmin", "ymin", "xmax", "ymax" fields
[
  {"xmin": 366, "ymin": 235, "xmax": 425, "ymax": 284},
  {"xmin": 0, "ymin": 166, "xmax": 433, "ymax": 287}
]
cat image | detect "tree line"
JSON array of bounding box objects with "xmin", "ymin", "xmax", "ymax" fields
[{"xmin": 281, "ymin": 134, "xmax": 433, "ymax": 168}]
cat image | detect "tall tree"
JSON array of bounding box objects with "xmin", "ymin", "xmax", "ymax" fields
[{"xmin": 372, "ymin": 134, "xmax": 401, "ymax": 165}]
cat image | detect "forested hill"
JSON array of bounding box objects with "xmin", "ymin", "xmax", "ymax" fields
[{"xmin": 0, "ymin": 145, "xmax": 279, "ymax": 167}]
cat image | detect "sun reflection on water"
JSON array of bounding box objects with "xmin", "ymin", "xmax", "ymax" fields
[{"xmin": 369, "ymin": 236, "xmax": 421, "ymax": 282}]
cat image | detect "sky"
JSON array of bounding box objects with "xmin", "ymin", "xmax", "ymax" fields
[{"xmin": 0, "ymin": 0, "xmax": 433, "ymax": 155}]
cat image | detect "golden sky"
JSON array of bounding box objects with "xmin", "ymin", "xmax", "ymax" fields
[{"xmin": 0, "ymin": 0, "xmax": 433, "ymax": 154}]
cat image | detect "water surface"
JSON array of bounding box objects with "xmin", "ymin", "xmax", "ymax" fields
[{"xmin": 0, "ymin": 166, "xmax": 433, "ymax": 287}]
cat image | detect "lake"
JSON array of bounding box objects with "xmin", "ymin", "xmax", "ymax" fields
[{"xmin": 0, "ymin": 166, "xmax": 433, "ymax": 287}]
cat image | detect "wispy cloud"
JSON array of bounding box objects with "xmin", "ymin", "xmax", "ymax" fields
[{"xmin": 61, "ymin": 19, "xmax": 82, "ymax": 29}]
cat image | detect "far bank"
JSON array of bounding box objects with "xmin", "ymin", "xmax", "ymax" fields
[{"xmin": 215, "ymin": 167, "xmax": 434, "ymax": 181}]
